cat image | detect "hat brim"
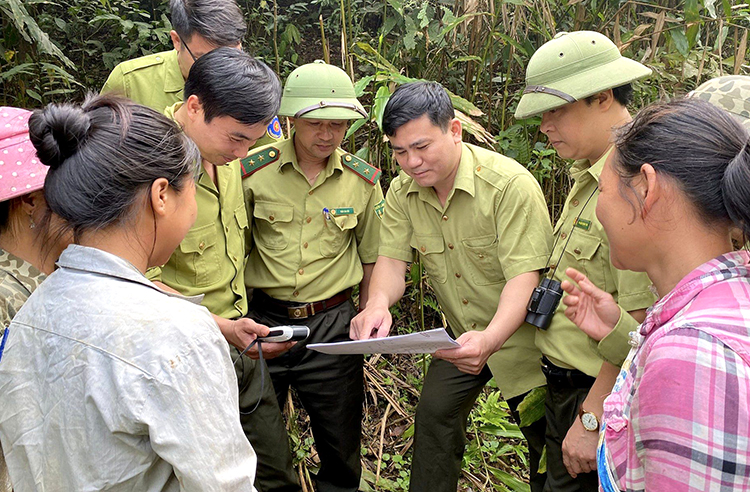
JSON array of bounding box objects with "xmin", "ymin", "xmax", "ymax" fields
[
  {"xmin": 278, "ymin": 99, "xmax": 367, "ymax": 120},
  {"xmin": 514, "ymin": 57, "xmax": 652, "ymax": 120}
]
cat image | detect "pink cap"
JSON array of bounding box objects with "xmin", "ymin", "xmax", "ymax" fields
[{"xmin": 0, "ymin": 107, "xmax": 48, "ymax": 202}]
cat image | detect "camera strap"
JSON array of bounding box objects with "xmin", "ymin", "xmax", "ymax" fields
[{"xmin": 544, "ymin": 187, "xmax": 599, "ymax": 281}]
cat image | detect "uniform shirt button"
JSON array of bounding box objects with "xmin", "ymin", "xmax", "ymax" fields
[
  {"xmin": 306, "ymin": 216, "xmax": 312, "ymax": 223},
  {"xmin": 303, "ymin": 242, "xmax": 309, "ymax": 249},
  {"xmin": 269, "ymin": 215, "xmax": 275, "ymax": 221},
  {"xmin": 560, "ymin": 232, "xmax": 567, "ymax": 239},
  {"xmin": 471, "ymin": 323, "xmax": 477, "ymax": 329},
  {"xmin": 455, "ymin": 272, "xmax": 461, "ymax": 278},
  {"xmin": 478, "ymin": 254, "xmax": 485, "ymax": 259},
  {"xmin": 574, "ymin": 248, "xmax": 582, "ymax": 255},
  {"xmin": 199, "ymin": 241, "xmax": 205, "ymax": 250},
  {"xmin": 293, "ymin": 291, "xmax": 300, "ymax": 297},
  {"xmin": 225, "ymin": 226, "xmax": 230, "ymax": 233},
  {"xmin": 462, "ymin": 298, "xmax": 469, "ymax": 305},
  {"xmin": 232, "ymin": 255, "xmax": 238, "ymax": 262},
  {"xmin": 550, "ymin": 264, "xmax": 557, "ymax": 270},
  {"xmin": 476, "ymin": 166, "xmax": 482, "ymax": 172},
  {"xmin": 298, "ymin": 269, "xmax": 304, "ymax": 275},
  {"xmin": 308, "ymin": 190, "xmax": 313, "ymax": 196},
  {"xmin": 420, "ymin": 246, "xmax": 426, "ymax": 252},
  {"xmin": 448, "ymin": 243, "xmax": 454, "ymax": 250},
  {"xmin": 442, "ymin": 215, "xmax": 448, "ymax": 221},
  {"xmin": 572, "ymin": 199, "xmax": 580, "ymax": 207}
]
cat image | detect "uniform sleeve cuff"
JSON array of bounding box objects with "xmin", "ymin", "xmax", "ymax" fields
[
  {"xmin": 503, "ymin": 255, "xmax": 551, "ymax": 280},
  {"xmin": 378, "ymin": 246, "xmax": 413, "ymax": 263},
  {"xmin": 589, "ymin": 304, "xmax": 638, "ymax": 366}
]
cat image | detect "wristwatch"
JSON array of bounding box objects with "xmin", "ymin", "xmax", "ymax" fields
[{"xmin": 578, "ymin": 404, "xmax": 600, "ymax": 432}]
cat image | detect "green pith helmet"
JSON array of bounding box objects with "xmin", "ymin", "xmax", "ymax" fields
[
  {"xmin": 688, "ymin": 75, "xmax": 750, "ymax": 129},
  {"xmin": 278, "ymin": 60, "xmax": 367, "ymax": 120},
  {"xmin": 515, "ymin": 31, "xmax": 652, "ymax": 120}
]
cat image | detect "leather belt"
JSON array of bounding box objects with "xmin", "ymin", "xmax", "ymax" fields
[
  {"xmin": 541, "ymin": 356, "xmax": 596, "ymax": 389},
  {"xmin": 253, "ymin": 288, "xmax": 352, "ymax": 320}
]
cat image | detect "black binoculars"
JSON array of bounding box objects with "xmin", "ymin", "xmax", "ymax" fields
[{"xmin": 525, "ymin": 277, "xmax": 563, "ymax": 330}]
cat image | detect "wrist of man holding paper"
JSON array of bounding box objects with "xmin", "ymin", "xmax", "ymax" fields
[{"xmin": 435, "ymin": 271, "xmax": 540, "ymax": 375}]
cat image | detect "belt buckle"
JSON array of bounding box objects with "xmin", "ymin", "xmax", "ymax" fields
[{"xmin": 287, "ymin": 304, "xmax": 312, "ymax": 319}]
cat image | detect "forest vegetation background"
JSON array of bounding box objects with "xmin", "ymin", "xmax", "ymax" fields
[{"xmin": 2, "ymin": 0, "xmax": 749, "ymax": 490}]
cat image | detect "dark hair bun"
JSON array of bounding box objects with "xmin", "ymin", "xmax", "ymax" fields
[{"xmin": 28, "ymin": 104, "xmax": 91, "ymax": 170}]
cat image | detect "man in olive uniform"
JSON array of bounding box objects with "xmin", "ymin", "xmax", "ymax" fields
[
  {"xmin": 101, "ymin": 0, "xmax": 282, "ymax": 145},
  {"xmin": 148, "ymin": 48, "xmax": 300, "ymax": 492},
  {"xmin": 241, "ymin": 60, "xmax": 384, "ymax": 492},
  {"xmin": 514, "ymin": 31, "xmax": 656, "ymax": 491},
  {"xmin": 350, "ymin": 81, "xmax": 551, "ymax": 492}
]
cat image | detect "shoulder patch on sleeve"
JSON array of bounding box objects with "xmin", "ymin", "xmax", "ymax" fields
[
  {"xmin": 266, "ymin": 116, "xmax": 283, "ymax": 139},
  {"xmin": 241, "ymin": 147, "xmax": 280, "ymax": 178},
  {"xmin": 341, "ymin": 153, "xmax": 381, "ymax": 185},
  {"xmin": 120, "ymin": 53, "xmax": 166, "ymax": 75}
]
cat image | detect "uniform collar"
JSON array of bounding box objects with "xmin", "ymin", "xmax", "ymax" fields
[
  {"xmin": 163, "ymin": 50, "xmax": 185, "ymax": 94},
  {"xmin": 56, "ymin": 245, "xmax": 203, "ymax": 304},
  {"xmin": 275, "ymin": 131, "xmax": 344, "ymax": 177},
  {"xmin": 569, "ymin": 147, "xmax": 612, "ymax": 184},
  {"xmin": 406, "ymin": 141, "xmax": 475, "ymax": 201},
  {"xmin": 0, "ymin": 248, "xmax": 45, "ymax": 295}
]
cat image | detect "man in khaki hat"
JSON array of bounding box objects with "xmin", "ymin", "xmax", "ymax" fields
[
  {"xmin": 241, "ymin": 60, "xmax": 384, "ymax": 492},
  {"xmin": 516, "ymin": 31, "xmax": 656, "ymax": 491}
]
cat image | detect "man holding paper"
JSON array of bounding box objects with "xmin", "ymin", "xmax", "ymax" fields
[{"xmin": 349, "ymin": 81, "xmax": 551, "ymax": 492}]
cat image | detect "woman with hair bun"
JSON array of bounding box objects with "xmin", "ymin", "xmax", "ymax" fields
[
  {"xmin": 0, "ymin": 95, "xmax": 256, "ymax": 490},
  {"xmin": 561, "ymin": 98, "xmax": 750, "ymax": 491}
]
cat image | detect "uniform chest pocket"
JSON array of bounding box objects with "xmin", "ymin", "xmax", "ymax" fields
[
  {"xmin": 461, "ymin": 235, "xmax": 504, "ymax": 285},
  {"xmin": 564, "ymin": 233, "xmax": 606, "ymax": 290},
  {"xmin": 175, "ymin": 222, "xmax": 222, "ymax": 287},
  {"xmin": 253, "ymin": 201, "xmax": 294, "ymax": 250},
  {"xmin": 410, "ymin": 234, "xmax": 447, "ymax": 284},
  {"xmin": 320, "ymin": 212, "xmax": 358, "ymax": 258}
]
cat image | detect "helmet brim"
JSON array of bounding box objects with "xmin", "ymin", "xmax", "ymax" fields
[
  {"xmin": 514, "ymin": 57, "xmax": 652, "ymax": 120},
  {"xmin": 278, "ymin": 98, "xmax": 367, "ymax": 120}
]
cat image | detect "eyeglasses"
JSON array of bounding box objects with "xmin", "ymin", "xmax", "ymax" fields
[{"xmin": 178, "ymin": 34, "xmax": 198, "ymax": 62}]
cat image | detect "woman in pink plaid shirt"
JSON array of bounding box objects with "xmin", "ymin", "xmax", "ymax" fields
[{"xmin": 560, "ymin": 98, "xmax": 750, "ymax": 492}]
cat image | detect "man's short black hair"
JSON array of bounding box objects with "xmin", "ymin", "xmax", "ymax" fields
[
  {"xmin": 170, "ymin": 0, "xmax": 247, "ymax": 47},
  {"xmin": 382, "ymin": 81, "xmax": 455, "ymax": 136},
  {"xmin": 184, "ymin": 48, "xmax": 281, "ymax": 126},
  {"xmin": 585, "ymin": 83, "xmax": 634, "ymax": 107}
]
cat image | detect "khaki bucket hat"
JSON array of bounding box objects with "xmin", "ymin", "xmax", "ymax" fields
[
  {"xmin": 279, "ymin": 60, "xmax": 367, "ymax": 120},
  {"xmin": 515, "ymin": 31, "xmax": 652, "ymax": 119},
  {"xmin": 688, "ymin": 75, "xmax": 750, "ymax": 129}
]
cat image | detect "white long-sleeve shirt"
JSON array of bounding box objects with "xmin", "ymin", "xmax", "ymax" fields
[{"xmin": 0, "ymin": 244, "xmax": 256, "ymax": 491}]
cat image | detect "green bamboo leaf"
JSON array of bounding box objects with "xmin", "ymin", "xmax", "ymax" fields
[
  {"xmin": 344, "ymin": 117, "xmax": 367, "ymax": 139},
  {"xmin": 670, "ymin": 29, "xmax": 690, "ymax": 57},
  {"xmin": 372, "ymin": 85, "xmax": 391, "ymax": 132},
  {"xmin": 26, "ymin": 89, "xmax": 43, "ymax": 102},
  {"xmin": 487, "ymin": 466, "xmax": 531, "ymax": 492},
  {"xmin": 517, "ymin": 385, "xmax": 546, "ymax": 427},
  {"xmin": 353, "ymin": 74, "xmax": 375, "ymax": 97},
  {"xmin": 0, "ymin": 63, "xmax": 36, "ymax": 81},
  {"xmin": 353, "ymin": 42, "xmax": 399, "ymax": 74},
  {"xmin": 478, "ymin": 424, "xmax": 524, "ymax": 439}
]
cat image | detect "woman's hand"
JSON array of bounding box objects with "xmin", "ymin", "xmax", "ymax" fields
[{"xmin": 561, "ymin": 267, "xmax": 621, "ymax": 341}]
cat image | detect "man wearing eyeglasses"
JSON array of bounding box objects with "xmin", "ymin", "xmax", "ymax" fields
[{"xmin": 101, "ymin": 0, "xmax": 283, "ymax": 146}]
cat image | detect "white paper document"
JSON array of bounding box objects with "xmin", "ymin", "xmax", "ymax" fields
[{"xmin": 307, "ymin": 328, "xmax": 459, "ymax": 355}]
